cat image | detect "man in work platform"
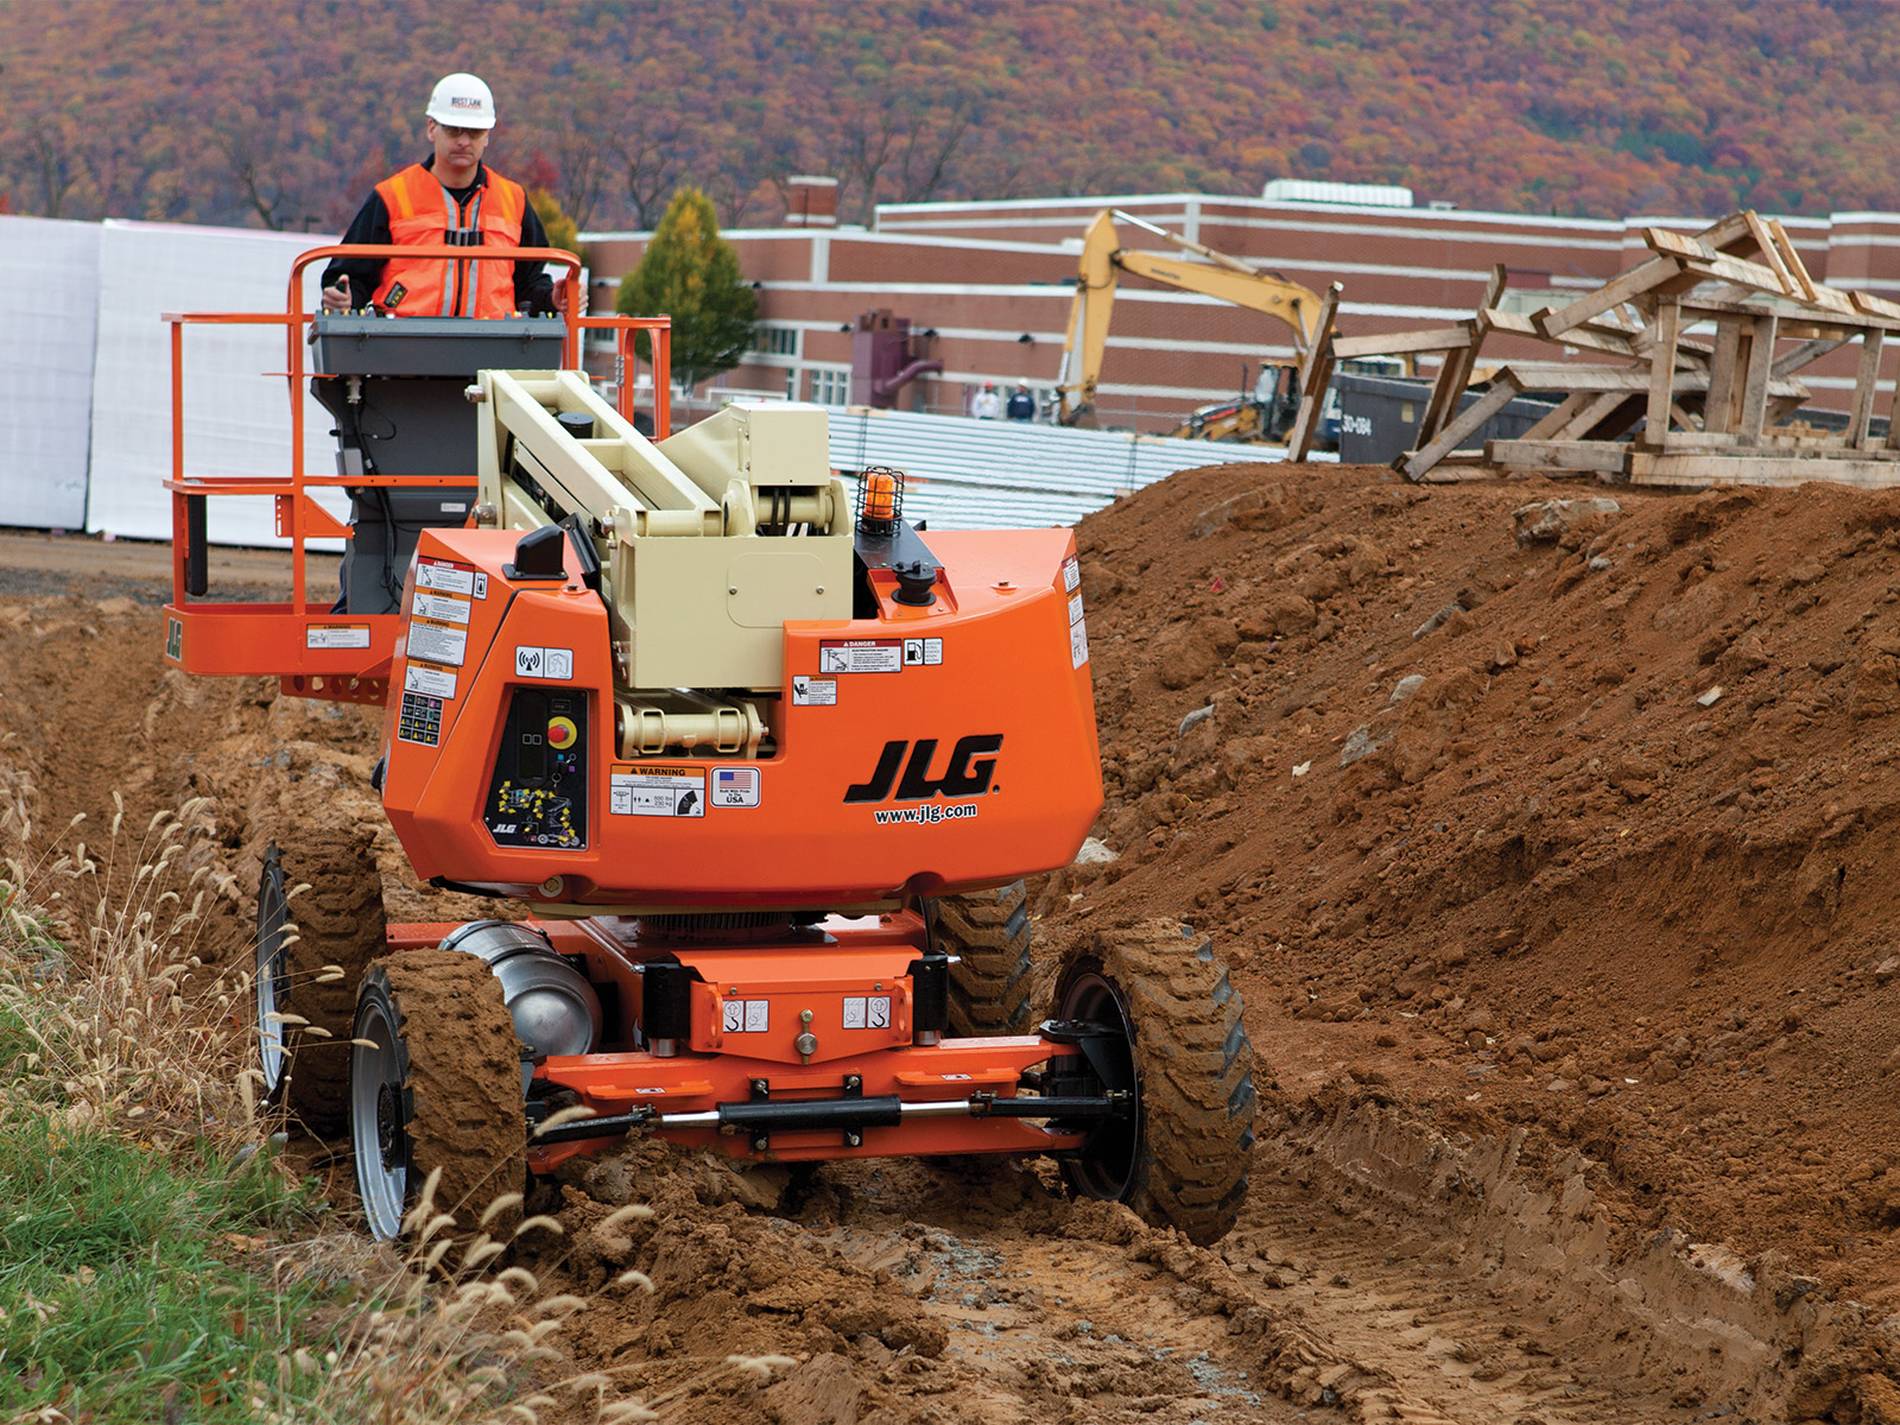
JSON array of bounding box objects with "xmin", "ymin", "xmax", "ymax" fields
[{"xmin": 320, "ymin": 72, "xmax": 557, "ymax": 317}]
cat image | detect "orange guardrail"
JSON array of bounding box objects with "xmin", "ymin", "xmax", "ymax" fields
[{"xmin": 161, "ymin": 244, "xmax": 670, "ymax": 703}]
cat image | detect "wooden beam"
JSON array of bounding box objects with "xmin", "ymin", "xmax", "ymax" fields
[
  {"xmin": 1705, "ymin": 318, "xmax": 1741, "ymax": 433},
  {"xmin": 1847, "ymin": 329, "xmax": 1885, "ymax": 448},
  {"xmin": 1737, "ymin": 313, "xmax": 1779, "ymax": 440},
  {"xmin": 1743, "ymin": 211, "xmax": 1796, "ymax": 295},
  {"xmin": 1669, "ymin": 400, "xmax": 1704, "ymax": 432},
  {"xmin": 1398, "ymin": 375, "xmax": 1522, "ymax": 481},
  {"xmin": 1771, "ymin": 335, "xmax": 1851, "ymax": 378},
  {"xmin": 1768, "ymin": 218, "xmax": 1819, "ymax": 303},
  {"xmin": 1648, "ymin": 226, "xmax": 1862, "ymax": 318},
  {"xmin": 1853, "ymin": 290, "xmax": 1900, "ymax": 323},
  {"xmin": 1644, "ymin": 301, "xmax": 1683, "ymax": 446},
  {"xmin": 1628, "ymin": 451, "xmax": 1900, "ymax": 490},
  {"xmin": 1517, "ymin": 390, "xmax": 1595, "ymax": 442},
  {"xmin": 1489, "ymin": 359, "xmax": 1807, "ymax": 401},
  {"xmin": 1416, "ymin": 335, "xmax": 1479, "ymax": 445},
  {"xmin": 1484, "ymin": 306, "xmax": 1632, "ymax": 360},
  {"xmin": 1565, "ymin": 391, "xmax": 1643, "ymax": 441},
  {"xmin": 1696, "ymin": 211, "xmax": 1758, "ymax": 255},
  {"xmin": 1886, "ymin": 357, "xmax": 1900, "ymax": 453},
  {"xmin": 1534, "ymin": 257, "xmax": 1683, "ymax": 338},
  {"xmin": 1329, "ymin": 323, "xmax": 1474, "ymax": 359},
  {"xmin": 1486, "ymin": 438, "xmax": 1629, "ymax": 474},
  {"xmin": 1284, "ymin": 283, "xmax": 1342, "ymax": 462}
]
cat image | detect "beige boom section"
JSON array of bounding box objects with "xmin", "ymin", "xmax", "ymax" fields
[{"xmin": 472, "ymin": 372, "xmax": 854, "ymax": 753}]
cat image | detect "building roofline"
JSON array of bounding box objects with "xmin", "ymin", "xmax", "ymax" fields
[
  {"xmin": 581, "ymin": 227, "xmax": 1085, "ymax": 257},
  {"xmin": 874, "ymin": 191, "xmax": 1628, "ymax": 232}
]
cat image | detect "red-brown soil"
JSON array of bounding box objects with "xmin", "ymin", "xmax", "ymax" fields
[{"xmin": 6, "ymin": 465, "xmax": 1900, "ymax": 1425}]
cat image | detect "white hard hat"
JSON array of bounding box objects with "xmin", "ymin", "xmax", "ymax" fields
[{"xmin": 426, "ymin": 73, "xmax": 496, "ymax": 129}]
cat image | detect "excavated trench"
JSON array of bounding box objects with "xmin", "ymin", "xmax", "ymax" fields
[{"xmin": 2, "ymin": 465, "xmax": 1896, "ymax": 1424}]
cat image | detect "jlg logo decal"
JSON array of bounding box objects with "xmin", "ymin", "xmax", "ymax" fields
[{"xmin": 844, "ymin": 735, "xmax": 1002, "ymax": 804}]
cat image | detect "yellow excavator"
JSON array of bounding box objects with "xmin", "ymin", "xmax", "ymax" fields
[{"xmin": 1054, "ymin": 209, "xmax": 1325, "ymax": 441}]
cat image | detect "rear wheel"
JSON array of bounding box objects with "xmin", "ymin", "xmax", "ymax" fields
[
  {"xmin": 1051, "ymin": 920, "xmax": 1256, "ymax": 1245},
  {"xmin": 350, "ymin": 949, "xmax": 528, "ymax": 1242},
  {"xmin": 254, "ymin": 828, "xmax": 386, "ymax": 1133},
  {"xmin": 932, "ymin": 880, "xmax": 1034, "ymax": 1037}
]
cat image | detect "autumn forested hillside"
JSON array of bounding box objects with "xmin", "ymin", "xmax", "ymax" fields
[{"xmin": 6, "ymin": 0, "xmax": 1895, "ymax": 232}]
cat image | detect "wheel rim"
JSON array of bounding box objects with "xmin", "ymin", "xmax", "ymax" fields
[
  {"xmin": 352, "ymin": 995, "xmax": 408, "ymax": 1241},
  {"xmin": 255, "ymin": 853, "xmax": 290, "ymax": 1095},
  {"xmin": 1056, "ymin": 968, "xmax": 1140, "ymax": 1202}
]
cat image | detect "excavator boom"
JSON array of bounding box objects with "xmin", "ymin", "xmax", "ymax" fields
[{"xmin": 1054, "ymin": 209, "xmax": 1325, "ymax": 432}]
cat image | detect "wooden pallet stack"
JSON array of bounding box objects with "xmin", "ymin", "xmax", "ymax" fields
[{"xmin": 1289, "ymin": 211, "xmax": 1900, "ymax": 487}]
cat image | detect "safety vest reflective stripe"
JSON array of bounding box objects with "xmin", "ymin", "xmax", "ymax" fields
[{"xmin": 369, "ymin": 163, "xmax": 527, "ymax": 319}]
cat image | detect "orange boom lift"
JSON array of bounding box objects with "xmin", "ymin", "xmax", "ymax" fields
[{"xmin": 165, "ymin": 246, "xmax": 1256, "ymax": 1243}]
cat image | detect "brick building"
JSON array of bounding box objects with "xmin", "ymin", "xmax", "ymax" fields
[{"xmin": 583, "ymin": 184, "xmax": 1900, "ymax": 431}]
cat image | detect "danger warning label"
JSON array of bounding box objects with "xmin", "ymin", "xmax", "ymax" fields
[{"xmin": 819, "ymin": 639, "xmax": 903, "ymax": 674}]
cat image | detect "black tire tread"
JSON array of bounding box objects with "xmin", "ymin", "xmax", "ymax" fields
[
  {"xmin": 934, "ymin": 880, "xmax": 1035, "ymax": 1037},
  {"xmin": 1065, "ymin": 919, "xmax": 1255, "ymax": 1245},
  {"xmin": 264, "ymin": 825, "xmax": 387, "ymax": 1132}
]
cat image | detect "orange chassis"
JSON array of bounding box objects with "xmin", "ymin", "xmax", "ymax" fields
[{"xmin": 386, "ymin": 916, "xmax": 1092, "ymax": 1174}]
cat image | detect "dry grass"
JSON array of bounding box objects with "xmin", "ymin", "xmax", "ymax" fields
[{"xmin": 0, "ymin": 790, "xmax": 796, "ymax": 1422}]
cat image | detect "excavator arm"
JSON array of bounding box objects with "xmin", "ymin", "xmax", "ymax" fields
[{"xmin": 1054, "ymin": 209, "xmax": 1325, "ymax": 427}]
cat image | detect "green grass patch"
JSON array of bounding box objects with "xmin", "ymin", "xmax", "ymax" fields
[{"xmin": 0, "ymin": 1116, "xmax": 330, "ymax": 1422}]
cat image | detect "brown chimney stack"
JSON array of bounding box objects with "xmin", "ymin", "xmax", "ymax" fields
[{"xmin": 783, "ymin": 175, "xmax": 839, "ymax": 228}]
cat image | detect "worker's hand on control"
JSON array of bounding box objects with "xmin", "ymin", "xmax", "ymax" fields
[{"xmin": 321, "ymin": 276, "xmax": 352, "ymax": 313}]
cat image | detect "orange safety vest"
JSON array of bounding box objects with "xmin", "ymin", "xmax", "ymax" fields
[{"xmin": 369, "ymin": 162, "xmax": 528, "ymax": 318}]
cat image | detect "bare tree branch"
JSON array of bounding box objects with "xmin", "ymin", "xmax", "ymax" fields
[
  {"xmin": 623, "ymin": 118, "xmax": 685, "ymax": 229},
  {"xmin": 896, "ymin": 92, "xmax": 978, "ymax": 204}
]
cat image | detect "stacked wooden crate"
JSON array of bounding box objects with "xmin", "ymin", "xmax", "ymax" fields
[{"xmin": 1291, "ymin": 211, "xmax": 1900, "ymax": 487}]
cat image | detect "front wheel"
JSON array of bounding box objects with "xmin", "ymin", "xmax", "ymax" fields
[
  {"xmin": 254, "ymin": 829, "xmax": 386, "ymax": 1133},
  {"xmin": 1051, "ymin": 920, "xmax": 1256, "ymax": 1245},
  {"xmin": 350, "ymin": 949, "xmax": 528, "ymax": 1242}
]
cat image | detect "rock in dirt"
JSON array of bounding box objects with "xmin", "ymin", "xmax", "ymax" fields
[
  {"xmin": 1339, "ymin": 724, "xmax": 1390, "ymax": 768},
  {"xmin": 1412, "ymin": 600, "xmax": 1464, "ymax": 640},
  {"xmin": 1178, "ymin": 703, "xmax": 1215, "ymax": 736},
  {"xmin": 1238, "ymin": 591, "xmax": 1318, "ymax": 640},
  {"xmin": 1074, "ymin": 837, "xmax": 1119, "ymax": 865},
  {"xmin": 1389, "ymin": 674, "xmax": 1426, "ymax": 705},
  {"xmin": 1513, "ymin": 497, "xmax": 1622, "ymax": 547}
]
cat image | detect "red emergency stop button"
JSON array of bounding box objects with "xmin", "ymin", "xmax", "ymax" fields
[{"xmin": 547, "ymin": 716, "xmax": 578, "ymax": 750}]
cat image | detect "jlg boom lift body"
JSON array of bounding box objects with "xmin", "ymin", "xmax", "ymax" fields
[{"xmin": 166, "ymin": 245, "xmax": 1256, "ymax": 1245}]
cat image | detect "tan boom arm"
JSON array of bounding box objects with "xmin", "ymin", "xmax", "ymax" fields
[{"xmin": 1054, "ymin": 209, "xmax": 1325, "ymax": 424}]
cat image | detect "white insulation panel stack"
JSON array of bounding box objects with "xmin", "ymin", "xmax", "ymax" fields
[
  {"xmin": 83, "ymin": 220, "xmax": 346, "ymax": 546},
  {"xmin": 0, "ymin": 216, "xmax": 103, "ymax": 530}
]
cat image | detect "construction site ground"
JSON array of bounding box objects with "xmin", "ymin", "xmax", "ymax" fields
[{"xmin": 3, "ymin": 459, "xmax": 1899, "ymax": 1425}]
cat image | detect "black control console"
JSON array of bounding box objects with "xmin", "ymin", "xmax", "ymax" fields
[
  {"xmin": 483, "ymin": 686, "xmax": 588, "ymax": 850},
  {"xmin": 309, "ymin": 315, "xmax": 566, "ymax": 615}
]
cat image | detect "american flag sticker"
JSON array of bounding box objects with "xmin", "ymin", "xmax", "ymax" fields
[{"xmin": 712, "ymin": 766, "xmax": 761, "ymax": 809}]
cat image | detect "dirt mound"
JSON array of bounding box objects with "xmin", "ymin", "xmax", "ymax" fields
[
  {"xmin": 11, "ymin": 485, "xmax": 1900, "ymax": 1422},
  {"xmin": 1039, "ymin": 461, "xmax": 1900, "ymax": 1415}
]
